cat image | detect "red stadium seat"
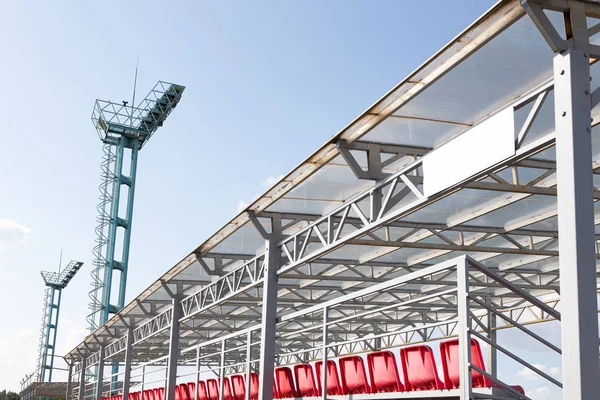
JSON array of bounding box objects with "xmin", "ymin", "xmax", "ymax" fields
[
  {"xmin": 439, "ymin": 338, "xmax": 525, "ymax": 395},
  {"xmin": 275, "ymin": 367, "xmax": 297, "ymax": 398},
  {"xmin": 293, "ymin": 364, "xmax": 318, "ymax": 397},
  {"xmin": 197, "ymin": 381, "xmax": 208, "ymax": 400},
  {"xmin": 246, "ymin": 372, "xmax": 278, "ymax": 399},
  {"xmin": 186, "ymin": 383, "xmax": 196, "ymax": 400},
  {"xmin": 399, "ymin": 345, "xmax": 445, "ymax": 391},
  {"xmin": 143, "ymin": 390, "xmax": 153, "ymax": 400},
  {"xmin": 315, "ymin": 360, "xmax": 345, "ymax": 395},
  {"xmin": 440, "ymin": 338, "xmax": 489, "ymax": 389},
  {"xmin": 223, "ymin": 378, "xmax": 233, "ymax": 400},
  {"xmin": 339, "ymin": 356, "xmax": 371, "ymax": 394},
  {"xmin": 367, "ymin": 350, "xmax": 404, "ymax": 393},
  {"xmin": 230, "ymin": 375, "xmax": 246, "ymax": 400},
  {"xmin": 207, "ymin": 379, "xmax": 219, "ymax": 400},
  {"xmin": 249, "ymin": 373, "xmax": 259, "ymax": 400},
  {"xmin": 175, "ymin": 384, "xmax": 183, "ymax": 400},
  {"xmin": 158, "ymin": 388, "xmax": 165, "ymax": 400},
  {"xmin": 153, "ymin": 389, "xmax": 162, "ymax": 400},
  {"xmin": 206, "ymin": 378, "xmax": 232, "ymax": 400}
]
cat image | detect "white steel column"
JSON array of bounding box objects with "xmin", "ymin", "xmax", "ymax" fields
[
  {"xmin": 194, "ymin": 345, "xmax": 201, "ymax": 400},
  {"xmin": 257, "ymin": 217, "xmax": 280, "ymax": 400},
  {"xmin": 320, "ymin": 308, "xmax": 328, "ymax": 400},
  {"xmin": 66, "ymin": 363, "xmax": 73, "ymax": 400},
  {"xmin": 456, "ymin": 257, "xmax": 472, "ymax": 400},
  {"xmin": 552, "ymin": 2, "xmax": 600, "ymax": 397},
  {"xmin": 165, "ymin": 297, "xmax": 182, "ymax": 400},
  {"xmin": 245, "ymin": 331, "xmax": 252, "ymax": 400},
  {"xmin": 95, "ymin": 347, "xmax": 105, "ymax": 400},
  {"xmin": 218, "ymin": 340, "xmax": 225, "ymax": 400},
  {"xmin": 122, "ymin": 328, "xmax": 134, "ymax": 400},
  {"xmin": 485, "ymin": 296, "xmax": 497, "ymax": 379},
  {"xmin": 77, "ymin": 357, "xmax": 87, "ymax": 400}
]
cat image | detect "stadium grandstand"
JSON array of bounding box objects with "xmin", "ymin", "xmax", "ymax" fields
[{"xmin": 58, "ymin": 1, "xmax": 600, "ymax": 399}]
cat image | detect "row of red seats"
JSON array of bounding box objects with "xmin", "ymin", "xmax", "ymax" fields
[
  {"xmin": 273, "ymin": 338, "xmax": 523, "ymax": 396},
  {"xmin": 103, "ymin": 338, "xmax": 522, "ymax": 400}
]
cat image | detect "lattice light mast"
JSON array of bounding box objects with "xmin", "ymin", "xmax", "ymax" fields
[
  {"xmin": 37, "ymin": 260, "xmax": 84, "ymax": 384},
  {"xmin": 87, "ymin": 82, "xmax": 185, "ymax": 332}
]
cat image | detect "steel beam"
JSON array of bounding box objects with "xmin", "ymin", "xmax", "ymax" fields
[
  {"xmin": 165, "ymin": 296, "xmax": 182, "ymax": 400},
  {"xmin": 258, "ymin": 233, "xmax": 280, "ymax": 400},
  {"xmin": 95, "ymin": 346, "xmax": 105, "ymax": 400},
  {"xmin": 122, "ymin": 328, "xmax": 134, "ymax": 400},
  {"xmin": 552, "ymin": 2, "xmax": 600, "ymax": 397},
  {"xmin": 66, "ymin": 363, "xmax": 73, "ymax": 400},
  {"xmin": 77, "ymin": 357, "xmax": 86, "ymax": 400}
]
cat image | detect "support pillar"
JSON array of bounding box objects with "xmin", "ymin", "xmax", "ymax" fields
[
  {"xmin": 245, "ymin": 331, "xmax": 252, "ymax": 400},
  {"xmin": 194, "ymin": 345, "xmax": 201, "ymax": 400},
  {"xmin": 485, "ymin": 296, "xmax": 497, "ymax": 379},
  {"xmin": 122, "ymin": 328, "xmax": 134, "ymax": 400},
  {"xmin": 554, "ymin": 22, "xmax": 600, "ymax": 400},
  {"xmin": 456, "ymin": 257, "xmax": 472, "ymax": 400},
  {"xmin": 165, "ymin": 297, "xmax": 182, "ymax": 400},
  {"xmin": 78, "ymin": 357, "xmax": 87, "ymax": 400},
  {"xmin": 320, "ymin": 308, "xmax": 328, "ymax": 400},
  {"xmin": 257, "ymin": 222, "xmax": 280, "ymax": 400},
  {"xmin": 95, "ymin": 347, "xmax": 105, "ymax": 400},
  {"xmin": 66, "ymin": 363, "xmax": 73, "ymax": 400},
  {"xmin": 218, "ymin": 340, "xmax": 226, "ymax": 400}
]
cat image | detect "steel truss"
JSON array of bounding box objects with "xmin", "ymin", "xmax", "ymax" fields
[{"xmin": 62, "ymin": 1, "xmax": 600, "ymax": 400}]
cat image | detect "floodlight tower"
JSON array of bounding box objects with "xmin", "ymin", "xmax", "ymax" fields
[
  {"xmin": 37, "ymin": 260, "xmax": 84, "ymax": 384},
  {"xmin": 87, "ymin": 82, "xmax": 185, "ymax": 332}
]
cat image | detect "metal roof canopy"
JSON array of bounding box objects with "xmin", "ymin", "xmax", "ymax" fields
[{"xmin": 63, "ymin": 1, "xmax": 600, "ymax": 399}]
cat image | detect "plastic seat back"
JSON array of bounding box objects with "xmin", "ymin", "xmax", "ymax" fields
[
  {"xmin": 230, "ymin": 375, "xmax": 246, "ymax": 400},
  {"xmin": 315, "ymin": 360, "xmax": 345, "ymax": 395},
  {"xmin": 197, "ymin": 381, "xmax": 208, "ymax": 400},
  {"xmin": 183, "ymin": 383, "xmax": 194, "ymax": 400},
  {"xmin": 367, "ymin": 351, "xmax": 404, "ymax": 393},
  {"xmin": 293, "ymin": 364, "xmax": 318, "ymax": 397},
  {"xmin": 143, "ymin": 390, "xmax": 152, "ymax": 400},
  {"xmin": 186, "ymin": 384, "xmax": 195, "ymax": 400},
  {"xmin": 247, "ymin": 372, "xmax": 277, "ymax": 399},
  {"xmin": 399, "ymin": 345, "xmax": 444, "ymax": 391},
  {"xmin": 440, "ymin": 338, "xmax": 489, "ymax": 389},
  {"xmin": 175, "ymin": 384, "xmax": 183, "ymax": 400},
  {"xmin": 223, "ymin": 378, "xmax": 233, "ymax": 400},
  {"xmin": 275, "ymin": 367, "xmax": 297, "ymax": 398},
  {"xmin": 207, "ymin": 379, "xmax": 219, "ymax": 400},
  {"xmin": 339, "ymin": 356, "xmax": 371, "ymax": 394},
  {"xmin": 249, "ymin": 373, "xmax": 259, "ymax": 400},
  {"xmin": 153, "ymin": 389, "xmax": 161, "ymax": 400},
  {"xmin": 158, "ymin": 388, "xmax": 165, "ymax": 400}
]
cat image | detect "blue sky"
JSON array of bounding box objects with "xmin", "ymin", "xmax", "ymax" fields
[{"xmin": 0, "ymin": 1, "xmax": 561, "ymax": 398}]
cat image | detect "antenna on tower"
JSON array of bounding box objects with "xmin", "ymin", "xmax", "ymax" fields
[
  {"xmin": 131, "ymin": 56, "xmax": 139, "ymax": 127},
  {"xmin": 58, "ymin": 246, "xmax": 63, "ymax": 274},
  {"xmin": 133, "ymin": 56, "xmax": 139, "ymax": 108}
]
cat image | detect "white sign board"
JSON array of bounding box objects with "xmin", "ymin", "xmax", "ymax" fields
[{"xmin": 422, "ymin": 107, "xmax": 515, "ymax": 197}]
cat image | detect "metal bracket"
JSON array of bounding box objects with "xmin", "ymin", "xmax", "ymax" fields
[
  {"xmin": 247, "ymin": 211, "xmax": 269, "ymax": 239},
  {"xmin": 337, "ymin": 140, "xmax": 387, "ymax": 180}
]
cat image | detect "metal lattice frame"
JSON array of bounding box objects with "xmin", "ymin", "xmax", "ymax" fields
[{"xmin": 59, "ymin": 2, "xmax": 600, "ymax": 400}]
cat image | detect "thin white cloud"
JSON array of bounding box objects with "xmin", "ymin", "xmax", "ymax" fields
[
  {"xmin": 237, "ymin": 174, "xmax": 284, "ymax": 213},
  {"xmin": 262, "ymin": 174, "xmax": 284, "ymax": 188},
  {"xmin": 0, "ymin": 218, "xmax": 31, "ymax": 250},
  {"xmin": 0, "ymin": 329, "xmax": 38, "ymax": 390},
  {"xmin": 526, "ymin": 386, "xmax": 552, "ymax": 400},
  {"xmin": 238, "ymin": 199, "xmax": 249, "ymax": 212},
  {"xmin": 517, "ymin": 363, "xmax": 560, "ymax": 380}
]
